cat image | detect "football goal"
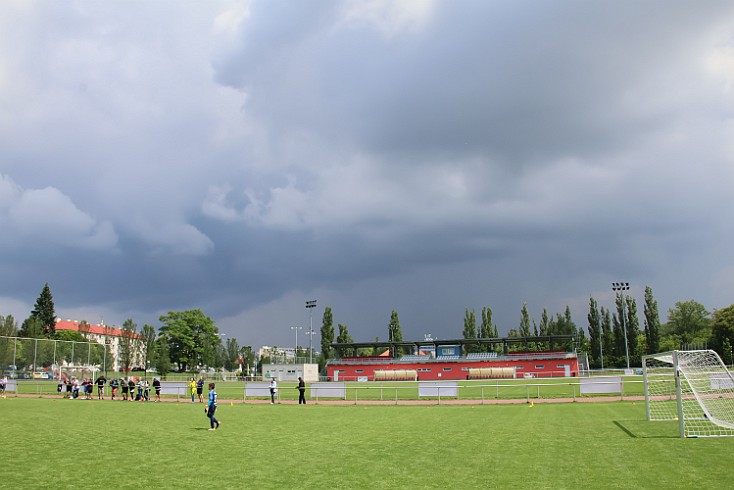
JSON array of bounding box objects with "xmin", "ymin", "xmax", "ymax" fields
[{"xmin": 642, "ymin": 350, "xmax": 734, "ymax": 438}]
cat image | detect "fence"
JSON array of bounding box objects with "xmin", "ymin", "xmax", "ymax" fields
[{"xmin": 0, "ymin": 335, "xmax": 110, "ymax": 380}]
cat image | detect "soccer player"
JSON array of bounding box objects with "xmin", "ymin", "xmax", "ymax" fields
[
  {"xmin": 110, "ymin": 378, "xmax": 119, "ymax": 400},
  {"xmin": 188, "ymin": 378, "xmax": 196, "ymax": 403},
  {"xmin": 269, "ymin": 378, "xmax": 278, "ymax": 404},
  {"xmin": 153, "ymin": 377, "xmax": 161, "ymax": 402},
  {"xmin": 206, "ymin": 382, "xmax": 220, "ymax": 431}
]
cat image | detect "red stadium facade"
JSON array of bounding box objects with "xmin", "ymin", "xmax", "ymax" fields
[{"xmin": 327, "ymin": 351, "xmax": 581, "ymax": 381}]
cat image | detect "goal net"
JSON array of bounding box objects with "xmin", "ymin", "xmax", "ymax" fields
[{"xmin": 643, "ymin": 350, "xmax": 734, "ymax": 438}]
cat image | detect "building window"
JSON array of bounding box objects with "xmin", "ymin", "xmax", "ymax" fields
[
  {"xmin": 356, "ymin": 369, "xmax": 364, "ymax": 373},
  {"xmin": 443, "ymin": 367, "xmax": 452, "ymax": 371},
  {"xmin": 417, "ymin": 368, "xmax": 431, "ymax": 372},
  {"xmin": 535, "ymin": 365, "xmax": 545, "ymax": 369}
]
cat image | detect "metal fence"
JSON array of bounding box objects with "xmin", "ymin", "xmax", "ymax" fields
[{"xmin": 0, "ymin": 335, "xmax": 109, "ymax": 380}]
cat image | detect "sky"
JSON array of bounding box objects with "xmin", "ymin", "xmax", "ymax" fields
[{"xmin": 1, "ymin": 0, "xmax": 734, "ymax": 351}]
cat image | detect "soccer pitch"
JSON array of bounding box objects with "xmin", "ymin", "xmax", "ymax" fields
[{"xmin": 2, "ymin": 398, "xmax": 732, "ymax": 489}]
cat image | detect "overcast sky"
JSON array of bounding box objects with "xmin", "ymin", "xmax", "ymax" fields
[{"xmin": 2, "ymin": 1, "xmax": 734, "ymax": 350}]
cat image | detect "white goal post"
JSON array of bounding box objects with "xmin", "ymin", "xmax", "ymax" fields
[{"xmin": 642, "ymin": 350, "xmax": 734, "ymax": 438}]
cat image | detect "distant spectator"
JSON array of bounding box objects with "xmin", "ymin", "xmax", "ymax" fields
[
  {"xmin": 188, "ymin": 378, "xmax": 196, "ymax": 403},
  {"xmin": 1, "ymin": 375, "xmax": 7, "ymax": 397},
  {"xmin": 72, "ymin": 378, "xmax": 80, "ymax": 399},
  {"xmin": 269, "ymin": 378, "xmax": 278, "ymax": 404},
  {"xmin": 121, "ymin": 377, "xmax": 129, "ymax": 400},
  {"xmin": 95, "ymin": 375, "xmax": 107, "ymax": 400},
  {"xmin": 196, "ymin": 377, "xmax": 205, "ymax": 403},
  {"xmin": 297, "ymin": 377, "xmax": 306, "ymax": 405},
  {"xmin": 143, "ymin": 379, "xmax": 150, "ymax": 401},
  {"xmin": 128, "ymin": 378, "xmax": 135, "ymax": 401},
  {"xmin": 153, "ymin": 378, "xmax": 161, "ymax": 402},
  {"xmin": 110, "ymin": 378, "xmax": 119, "ymax": 400}
]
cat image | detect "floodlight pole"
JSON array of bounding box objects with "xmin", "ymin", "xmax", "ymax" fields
[
  {"xmin": 612, "ymin": 282, "xmax": 631, "ymax": 371},
  {"xmin": 306, "ymin": 300, "xmax": 317, "ymax": 364},
  {"xmin": 290, "ymin": 326, "xmax": 302, "ymax": 363}
]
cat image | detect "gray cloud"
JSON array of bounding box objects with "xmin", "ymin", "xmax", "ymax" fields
[{"xmin": 1, "ymin": 1, "xmax": 733, "ymax": 349}]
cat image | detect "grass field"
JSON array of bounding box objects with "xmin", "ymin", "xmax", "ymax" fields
[{"xmin": 2, "ymin": 397, "xmax": 733, "ymax": 489}]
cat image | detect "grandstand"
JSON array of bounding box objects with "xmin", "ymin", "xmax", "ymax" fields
[{"xmin": 327, "ymin": 335, "xmax": 580, "ymax": 381}]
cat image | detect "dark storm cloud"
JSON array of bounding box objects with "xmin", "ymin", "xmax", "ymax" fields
[{"xmin": 1, "ymin": 1, "xmax": 734, "ymax": 348}]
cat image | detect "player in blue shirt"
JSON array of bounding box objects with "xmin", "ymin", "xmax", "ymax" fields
[{"xmin": 206, "ymin": 383, "xmax": 220, "ymax": 431}]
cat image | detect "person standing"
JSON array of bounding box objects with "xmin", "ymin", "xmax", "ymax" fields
[
  {"xmin": 95, "ymin": 374, "xmax": 107, "ymax": 400},
  {"xmin": 128, "ymin": 378, "xmax": 135, "ymax": 401},
  {"xmin": 0, "ymin": 375, "xmax": 7, "ymax": 397},
  {"xmin": 121, "ymin": 377, "xmax": 128, "ymax": 400},
  {"xmin": 110, "ymin": 378, "xmax": 119, "ymax": 400},
  {"xmin": 153, "ymin": 378, "xmax": 161, "ymax": 402},
  {"xmin": 188, "ymin": 378, "xmax": 196, "ymax": 403},
  {"xmin": 297, "ymin": 377, "xmax": 306, "ymax": 405},
  {"xmin": 196, "ymin": 377, "xmax": 204, "ymax": 403},
  {"xmin": 206, "ymin": 383, "xmax": 220, "ymax": 431},
  {"xmin": 269, "ymin": 378, "xmax": 278, "ymax": 404}
]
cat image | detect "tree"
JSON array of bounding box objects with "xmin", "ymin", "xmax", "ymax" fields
[
  {"xmin": 119, "ymin": 319, "xmax": 139, "ymax": 373},
  {"xmin": 388, "ymin": 309, "xmax": 403, "ymax": 356},
  {"xmin": 140, "ymin": 324, "xmax": 157, "ymax": 373},
  {"xmin": 587, "ymin": 297, "xmax": 601, "ymax": 368},
  {"xmin": 480, "ymin": 307, "xmax": 493, "ymax": 352},
  {"xmin": 519, "ymin": 304, "xmax": 531, "ymax": 338},
  {"xmin": 625, "ymin": 295, "xmax": 640, "ymax": 363},
  {"xmin": 710, "ymin": 304, "xmax": 734, "ymax": 361},
  {"xmin": 153, "ymin": 337, "xmax": 171, "ymax": 378},
  {"xmin": 158, "ymin": 309, "xmax": 220, "ymax": 372},
  {"xmin": 462, "ymin": 308, "xmax": 478, "ymax": 353},
  {"xmin": 19, "ymin": 316, "xmax": 44, "ymax": 338},
  {"xmin": 320, "ymin": 307, "xmax": 334, "ymax": 360},
  {"xmin": 336, "ymin": 323, "xmax": 354, "ymax": 357},
  {"xmin": 30, "ymin": 283, "xmax": 56, "ymax": 338},
  {"xmin": 225, "ymin": 337, "xmax": 241, "ymax": 371},
  {"xmin": 643, "ymin": 286, "xmax": 661, "ymax": 354},
  {"xmin": 1, "ymin": 315, "xmax": 18, "ymax": 336},
  {"xmin": 666, "ymin": 300, "xmax": 711, "ymax": 348},
  {"xmin": 601, "ymin": 307, "xmax": 613, "ymax": 365}
]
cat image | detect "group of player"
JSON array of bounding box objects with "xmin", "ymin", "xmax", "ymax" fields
[{"xmin": 58, "ymin": 375, "xmax": 163, "ymax": 402}]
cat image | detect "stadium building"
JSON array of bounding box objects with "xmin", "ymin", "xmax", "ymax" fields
[{"xmin": 326, "ymin": 335, "xmax": 584, "ymax": 381}]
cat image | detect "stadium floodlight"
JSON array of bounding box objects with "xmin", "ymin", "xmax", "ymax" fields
[
  {"xmin": 290, "ymin": 326, "xmax": 302, "ymax": 363},
  {"xmin": 643, "ymin": 350, "xmax": 734, "ymax": 438},
  {"xmin": 612, "ymin": 282, "xmax": 631, "ymax": 370},
  {"xmin": 306, "ymin": 300, "xmax": 317, "ymax": 364}
]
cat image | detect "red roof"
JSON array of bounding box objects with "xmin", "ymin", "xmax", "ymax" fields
[{"xmin": 54, "ymin": 319, "xmax": 136, "ymax": 338}]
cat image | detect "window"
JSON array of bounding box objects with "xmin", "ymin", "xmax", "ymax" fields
[
  {"xmin": 356, "ymin": 369, "xmax": 364, "ymax": 373},
  {"xmin": 557, "ymin": 364, "xmax": 569, "ymax": 368},
  {"xmin": 516, "ymin": 366, "xmax": 524, "ymax": 370},
  {"xmin": 535, "ymin": 365, "xmax": 545, "ymax": 369},
  {"xmin": 417, "ymin": 368, "xmax": 431, "ymax": 373},
  {"xmin": 443, "ymin": 367, "xmax": 452, "ymax": 371}
]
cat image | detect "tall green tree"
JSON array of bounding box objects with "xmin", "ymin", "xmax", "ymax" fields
[
  {"xmin": 709, "ymin": 304, "xmax": 734, "ymax": 361},
  {"xmin": 119, "ymin": 318, "xmax": 139, "ymax": 373},
  {"xmin": 462, "ymin": 308, "xmax": 478, "ymax": 353},
  {"xmin": 159, "ymin": 309, "xmax": 220, "ymax": 372},
  {"xmin": 625, "ymin": 296, "xmax": 640, "ymax": 362},
  {"xmin": 224, "ymin": 337, "xmax": 241, "ymax": 371},
  {"xmin": 19, "ymin": 316, "xmax": 44, "ymax": 338},
  {"xmin": 587, "ymin": 297, "xmax": 601, "ymax": 368},
  {"xmin": 140, "ymin": 324, "xmax": 157, "ymax": 372},
  {"xmin": 1, "ymin": 315, "xmax": 18, "ymax": 336},
  {"xmin": 153, "ymin": 337, "xmax": 171, "ymax": 378},
  {"xmin": 600, "ymin": 307, "xmax": 613, "ymax": 364},
  {"xmin": 30, "ymin": 283, "xmax": 56, "ymax": 337},
  {"xmin": 388, "ymin": 309, "xmax": 403, "ymax": 356},
  {"xmin": 336, "ymin": 323, "xmax": 354, "ymax": 357},
  {"xmin": 320, "ymin": 307, "xmax": 334, "ymax": 360},
  {"xmin": 643, "ymin": 286, "xmax": 661, "ymax": 354},
  {"xmin": 480, "ymin": 307, "xmax": 493, "ymax": 353},
  {"xmin": 519, "ymin": 304, "xmax": 531, "ymax": 338},
  {"xmin": 665, "ymin": 300, "xmax": 711, "ymax": 348}
]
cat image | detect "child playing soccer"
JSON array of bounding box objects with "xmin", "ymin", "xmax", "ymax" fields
[{"xmin": 206, "ymin": 383, "xmax": 220, "ymax": 431}]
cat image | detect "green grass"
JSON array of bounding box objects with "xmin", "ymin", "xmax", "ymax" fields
[{"xmin": 2, "ymin": 397, "xmax": 733, "ymax": 489}]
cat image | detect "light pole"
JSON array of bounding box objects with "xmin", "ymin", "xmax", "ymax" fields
[
  {"xmin": 306, "ymin": 300, "xmax": 317, "ymax": 364},
  {"xmin": 290, "ymin": 326, "xmax": 302, "ymax": 363},
  {"xmin": 612, "ymin": 282, "xmax": 630, "ymax": 371}
]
